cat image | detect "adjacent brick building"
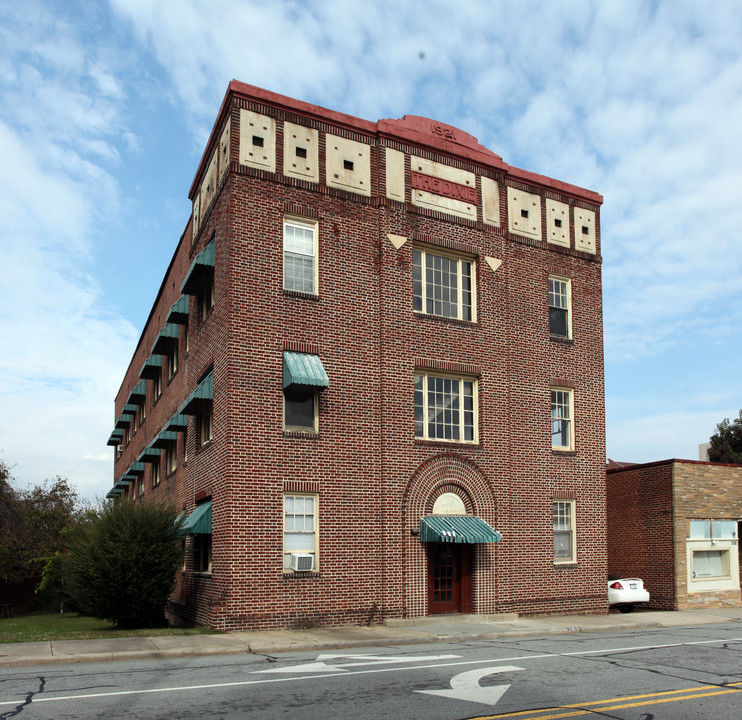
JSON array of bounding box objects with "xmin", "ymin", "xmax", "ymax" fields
[
  {"xmin": 106, "ymin": 81, "xmax": 607, "ymax": 630},
  {"xmin": 607, "ymin": 459, "xmax": 742, "ymax": 610}
]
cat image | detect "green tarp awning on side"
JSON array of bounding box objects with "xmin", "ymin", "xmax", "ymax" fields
[
  {"xmin": 107, "ymin": 429, "xmax": 124, "ymax": 446},
  {"xmin": 152, "ymin": 429, "xmax": 178, "ymax": 448},
  {"xmin": 151, "ymin": 323, "xmax": 179, "ymax": 355},
  {"xmin": 166, "ymin": 413, "xmax": 189, "ymax": 431},
  {"xmin": 180, "ymin": 371, "xmax": 213, "ymax": 415},
  {"xmin": 177, "ymin": 500, "xmax": 212, "ymax": 536},
  {"xmin": 167, "ymin": 295, "xmax": 190, "ymax": 325},
  {"xmin": 282, "ymin": 352, "xmax": 329, "ymax": 390},
  {"xmin": 139, "ymin": 355, "xmax": 163, "ymax": 380},
  {"xmin": 138, "ymin": 447, "xmax": 161, "ymax": 464},
  {"xmin": 420, "ymin": 515, "xmax": 502, "ymax": 544},
  {"xmin": 181, "ymin": 239, "xmax": 215, "ymax": 296},
  {"xmin": 128, "ymin": 462, "xmax": 146, "ymax": 476}
]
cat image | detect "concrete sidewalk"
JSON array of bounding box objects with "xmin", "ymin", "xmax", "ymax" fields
[{"xmin": 2, "ymin": 607, "xmax": 742, "ymax": 668}]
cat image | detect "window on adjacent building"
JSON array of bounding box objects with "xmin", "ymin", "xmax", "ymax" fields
[
  {"xmin": 551, "ymin": 388, "xmax": 574, "ymax": 450},
  {"xmin": 553, "ymin": 500, "xmax": 575, "ymax": 563},
  {"xmin": 165, "ymin": 443, "xmax": 177, "ymax": 475},
  {"xmin": 284, "ymin": 386, "xmax": 317, "ymax": 431},
  {"xmin": 283, "ymin": 219, "xmax": 317, "ymax": 294},
  {"xmin": 413, "ymin": 247, "xmax": 474, "ymax": 321},
  {"xmin": 200, "ymin": 404, "xmax": 213, "ymax": 446},
  {"xmin": 549, "ymin": 276, "xmax": 571, "ymax": 338},
  {"xmin": 195, "ymin": 535, "xmax": 212, "ymax": 573},
  {"xmin": 689, "ymin": 519, "xmax": 737, "ymax": 540},
  {"xmin": 415, "ymin": 372, "xmax": 477, "ymax": 443},
  {"xmin": 152, "ymin": 461, "xmax": 161, "ymax": 487},
  {"xmin": 284, "ymin": 494, "xmax": 317, "ymax": 570}
]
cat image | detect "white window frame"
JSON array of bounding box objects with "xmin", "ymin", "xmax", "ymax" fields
[
  {"xmin": 548, "ymin": 276, "xmax": 571, "ymax": 339},
  {"xmin": 415, "ymin": 371, "xmax": 478, "ymax": 443},
  {"xmin": 283, "ymin": 218, "xmax": 318, "ymax": 294},
  {"xmin": 551, "ymin": 387, "xmax": 574, "ymax": 451},
  {"xmin": 686, "ymin": 518, "xmax": 740, "ymax": 591},
  {"xmin": 283, "ymin": 494, "xmax": 318, "ymax": 570},
  {"xmin": 553, "ymin": 500, "xmax": 576, "ymax": 563},
  {"xmin": 413, "ymin": 246, "xmax": 476, "ymax": 322}
]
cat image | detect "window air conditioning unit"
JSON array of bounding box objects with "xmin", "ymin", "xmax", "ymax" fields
[
  {"xmin": 116, "ymin": 444, "xmax": 123, "ymax": 456},
  {"xmin": 290, "ymin": 553, "xmax": 314, "ymax": 571}
]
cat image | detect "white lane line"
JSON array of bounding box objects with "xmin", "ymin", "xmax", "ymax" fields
[{"xmin": 2, "ymin": 635, "xmax": 741, "ymax": 707}]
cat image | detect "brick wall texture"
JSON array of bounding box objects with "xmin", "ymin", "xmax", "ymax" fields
[
  {"xmin": 109, "ymin": 82, "xmax": 608, "ymax": 630},
  {"xmin": 607, "ymin": 459, "xmax": 742, "ymax": 610}
]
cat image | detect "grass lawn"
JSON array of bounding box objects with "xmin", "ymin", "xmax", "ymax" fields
[{"xmin": 0, "ymin": 612, "xmax": 218, "ymax": 643}]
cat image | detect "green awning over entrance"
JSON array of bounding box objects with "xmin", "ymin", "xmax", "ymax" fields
[
  {"xmin": 282, "ymin": 352, "xmax": 329, "ymax": 390},
  {"xmin": 177, "ymin": 500, "xmax": 212, "ymax": 536},
  {"xmin": 420, "ymin": 515, "xmax": 502, "ymax": 544}
]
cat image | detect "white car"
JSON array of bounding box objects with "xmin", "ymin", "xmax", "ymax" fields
[{"xmin": 608, "ymin": 578, "xmax": 650, "ymax": 613}]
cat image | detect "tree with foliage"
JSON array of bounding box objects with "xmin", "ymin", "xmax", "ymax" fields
[
  {"xmin": 62, "ymin": 499, "xmax": 184, "ymax": 628},
  {"xmin": 0, "ymin": 461, "xmax": 84, "ymax": 590},
  {"xmin": 708, "ymin": 410, "xmax": 742, "ymax": 464}
]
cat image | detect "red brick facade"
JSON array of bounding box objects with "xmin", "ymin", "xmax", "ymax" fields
[
  {"xmin": 108, "ymin": 81, "xmax": 607, "ymax": 630},
  {"xmin": 607, "ymin": 459, "xmax": 742, "ymax": 610}
]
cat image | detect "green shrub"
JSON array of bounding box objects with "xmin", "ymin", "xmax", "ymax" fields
[{"xmin": 63, "ymin": 500, "xmax": 183, "ymax": 629}]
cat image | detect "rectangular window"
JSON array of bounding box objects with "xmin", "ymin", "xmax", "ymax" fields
[
  {"xmin": 183, "ymin": 428, "xmax": 188, "ymax": 463},
  {"xmin": 692, "ymin": 549, "xmax": 730, "ymax": 579},
  {"xmin": 166, "ymin": 443, "xmax": 177, "ymax": 475},
  {"xmin": 195, "ymin": 535, "xmax": 212, "ymax": 573},
  {"xmin": 284, "ymin": 386, "xmax": 317, "ymax": 432},
  {"xmin": 200, "ymin": 275, "xmax": 215, "ymax": 320},
  {"xmin": 413, "ymin": 247, "xmax": 474, "ymax": 321},
  {"xmin": 283, "ymin": 219, "xmax": 317, "ymax": 294},
  {"xmin": 553, "ymin": 500, "xmax": 576, "ymax": 563},
  {"xmin": 167, "ymin": 344, "xmax": 178, "ymax": 381},
  {"xmin": 139, "ymin": 400, "xmax": 146, "ymax": 424},
  {"xmin": 690, "ymin": 519, "xmax": 737, "ymax": 539},
  {"xmin": 551, "ymin": 388, "xmax": 574, "ymax": 450},
  {"xmin": 549, "ymin": 276, "xmax": 571, "ymax": 338},
  {"xmin": 154, "ymin": 372, "xmax": 162, "ymax": 400},
  {"xmin": 284, "ymin": 494, "xmax": 317, "ymax": 570},
  {"xmin": 152, "ymin": 461, "xmax": 160, "ymax": 487},
  {"xmin": 415, "ymin": 372, "xmax": 477, "ymax": 443},
  {"xmin": 200, "ymin": 405, "xmax": 213, "ymax": 446}
]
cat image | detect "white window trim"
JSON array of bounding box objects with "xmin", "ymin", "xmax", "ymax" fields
[
  {"xmin": 415, "ymin": 371, "xmax": 478, "ymax": 444},
  {"xmin": 283, "ymin": 494, "xmax": 319, "ymax": 570},
  {"xmin": 283, "ymin": 217, "xmax": 318, "ymax": 295},
  {"xmin": 553, "ymin": 499, "xmax": 576, "ymax": 564},
  {"xmin": 548, "ymin": 275, "xmax": 572, "ymax": 339},
  {"xmin": 551, "ymin": 387, "xmax": 574, "ymax": 451},
  {"xmin": 413, "ymin": 245, "xmax": 476, "ymax": 322}
]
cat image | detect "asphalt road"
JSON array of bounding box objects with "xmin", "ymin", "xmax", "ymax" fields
[{"xmin": 2, "ymin": 623, "xmax": 741, "ymax": 719}]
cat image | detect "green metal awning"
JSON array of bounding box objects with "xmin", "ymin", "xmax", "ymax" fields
[
  {"xmin": 128, "ymin": 462, "xmax": 146, "ymax": 476},
  {"xmin": 166, "ymin": 413, "xmax": 189, "ymax": 431},
  {"xmin": 167, "ymin": 295, "xmax": 190, "ymax": 325},
  {"xmin": 107, "ymin": 429, "xmax": 124, "ymax": 446},
  {"xmin": 138, "ymin": 447, "xmax": 161, "ymax": 464},
  {"xmin": 151, "ymin": 323, "xmax": 179, "ymax": 355},
  {"xmin": 420, "ymin": 515, "xmax": 502, "ymax": 544},
  {"xmin": 120, "ymin": 474, "xmax": 136, "ymax": 482},
  {"xmin": 127, "ymin": 380, "xmax": 147, "ymax": 403},
  {"xmin": 139, "ymin": 355, "xmax": 163, "ymax": 380},
  {"xmin": 181, "ymin": 240, "xmax": 215, "ymax": 296},
  {"xmin": 152, "ymin": 430, "xmax": 178, "ymax": 448},
  {"xmin": 180, "ymin": 371, "xmax": 213, "ymax": 415},
  {"xmin": 177, "ymin": 500, "xmax": 212, "ymax": 536},
  {"xmin": 115, "ymin": 412, "xmax": 134, "ymax": 429},
  {"xmin": 282, "ymin": 352, "xmax": 330, "ymax": 390},
  {"xmin": 107, "ymin": 488, "xmax": 122, "ymax": 498},
  {"xmin": 115, "ymin": 478, "xmax": 132, "ymax": 488}
]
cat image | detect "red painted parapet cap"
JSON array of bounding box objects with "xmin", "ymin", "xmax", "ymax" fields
[{"xmin": 189, "ymin": 80, "xmax": 603, "ymax": 205}]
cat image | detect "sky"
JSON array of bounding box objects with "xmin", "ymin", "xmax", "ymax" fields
[{"xmin": 1, "ymin": 0, "xmax": 741, "ymax": 501}]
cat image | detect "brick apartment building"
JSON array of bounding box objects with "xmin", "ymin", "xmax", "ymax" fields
[
  {"xmin": 607, "ymin": 459, "xmax": 742, "ymax": 610},
  {"xmin": 106, "ymin": 81, "xmax": 606, "ymax": 630}
]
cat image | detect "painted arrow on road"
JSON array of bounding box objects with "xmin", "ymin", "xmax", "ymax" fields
[
  {"xmin": 255, "ymin": 653, "xmax": 461, "ymax": 674},
  {"xmin": 416, "ymin": 665, "xmax": 525, "ymax": 706}
]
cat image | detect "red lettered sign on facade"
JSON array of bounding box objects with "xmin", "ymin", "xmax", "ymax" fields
[{"xmin": 411, "ymin": 171, "xmax": 477, "ymax": 204}]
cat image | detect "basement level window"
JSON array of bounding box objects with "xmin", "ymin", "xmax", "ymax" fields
[
  {"xmin": 296, "ymin": 147, "xmax": 307, "ymax": 159},
  {"xmin": 343, "ymin": 159, "xmax": 354, "ymax": 171},
  {"xmin": 253, "ymin": 135, "xmax": 264, "ymax": 147},
  {"xmin": 521, "ymin": 208, "xmax": 529, "ymax": 218}
]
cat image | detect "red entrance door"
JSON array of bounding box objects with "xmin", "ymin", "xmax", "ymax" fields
[{"xmin": 428, "ymin": 543, "xmax": 472, "ymax": 614}]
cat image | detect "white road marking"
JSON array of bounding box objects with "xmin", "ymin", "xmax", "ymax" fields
[
  {"xmin": 1, "ymin": 635, "xmax": 741, "ymax": 708},
  {"xmin": 256, "ymin": 653, "xmax": 461, "ymax": 673},
  {"xmin": 417, "ymin": 665, "xmax": 525, "ymax": 706}
]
